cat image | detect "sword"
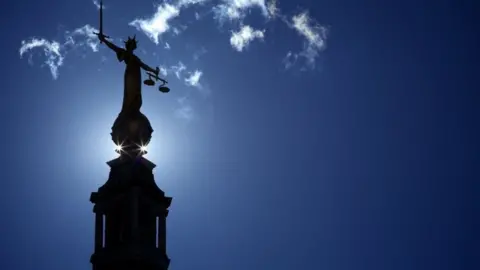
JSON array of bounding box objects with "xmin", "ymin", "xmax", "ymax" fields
[{"xmin": 93, "ymin": 0, "xmax": 110, "ymax": 43}]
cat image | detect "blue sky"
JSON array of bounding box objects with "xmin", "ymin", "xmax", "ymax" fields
[{"xmin": 1, "ymin": 0, "xmax": 479, "ymax": 269}]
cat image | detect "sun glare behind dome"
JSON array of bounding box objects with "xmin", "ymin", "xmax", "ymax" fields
[{"xmin": 115, "ymin": 144, "xmax": 123, "ymax": 153}]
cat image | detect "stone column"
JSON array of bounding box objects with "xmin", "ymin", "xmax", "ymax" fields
[
  {"xmin": 157, "ymin": 212, "xmax": 166, "ymax": 252},
  {"xmin": 95, "ymin": 213, "xmax": 104, "ymax": 251},
  {"xmin": 131, "ymin": 187, "xmax": 140, "ymax": 244}
]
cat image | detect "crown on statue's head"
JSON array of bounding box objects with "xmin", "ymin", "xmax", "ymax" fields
[{"xmin": 124, "ymin": 35, "xmax": 138, "ymax": 50}]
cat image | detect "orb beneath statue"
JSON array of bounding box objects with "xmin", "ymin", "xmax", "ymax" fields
[{"xmin": 111, "ymin": 111, "xmax": 153, "ymax": 158}]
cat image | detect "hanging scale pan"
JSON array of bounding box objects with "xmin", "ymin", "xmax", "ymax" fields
[
  {"xmin": 143, "ymin": 78, "xmax": 155, "ymax": 86},
  {"xmin": 144, "ymin": 71, "xmax": 170, "ymax": 93},
  {"xmin": 159, "ymin": 86, "xmax": 170, "ymax": 93}
]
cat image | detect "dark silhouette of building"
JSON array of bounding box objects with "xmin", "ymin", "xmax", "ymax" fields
[
  {"xmin": 89, "ymin": 2, "xmax": 172, "ymax": 267},
  {"xmin": 89, "ymin": 112, "xmax": 172, "ymax": 270}
]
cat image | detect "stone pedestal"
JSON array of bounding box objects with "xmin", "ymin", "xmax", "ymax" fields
[
  {"xmin": 90, "ymin": 156, "xmax": 172, "ymax": 270},
  {"xmin": 90, "ymin": 111, "xmax": 172, "ymax": 270}
]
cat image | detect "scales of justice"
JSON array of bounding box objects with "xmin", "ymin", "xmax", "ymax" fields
[{"xmin": 93, "ymin": 0, "xmax": 170, "ymax": 158}]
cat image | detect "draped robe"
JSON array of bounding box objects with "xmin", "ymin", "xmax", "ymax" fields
[{"xmin": 116, "ymin": 49, "xmax": 142, "ymax": 113}]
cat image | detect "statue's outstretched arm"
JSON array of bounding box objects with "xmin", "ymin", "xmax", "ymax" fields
[
  {"xmin": 139, "ymin": 59, "xmax": 158, "ymax": 74},
  {"xmin": 102, "ymin": 38, "xmax": 122, "ymax": 54}
]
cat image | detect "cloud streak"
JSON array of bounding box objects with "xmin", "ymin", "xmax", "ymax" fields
[
  {"xmin": 284, "ymin": 11, "xmax": 328, "ymax": 69},
  {"xmin": 185, "ymin": 70, "xmax": 203, "ymax": 87},
  {"xmin": 171, "ymin": 61, "xmax": 187, "ymax": 79},
  {"xmin": 92, "ymin": 0, "xmax": 101, "ymax": 9},
  {"xmin": 129, "ymin": 3, "xmax": 180, "ymax": 44},
  {"xmin": 175, "ymin": 96, "xmax": 194, "ymax": 121},
  {"xmin": 129, "ymin": 0, "xmax": 208, "ymax": 44},
  {"xmin": 193, "ymin": 47, "xmax": 207, "ymax": 60},
  {"xmin": 230, "ymin": 25, "xmax": 264, "ymax": 52},
  {"xmin": 65, "ymin": 24, "xmax": 100, "ymax": 52},
  {"xmin": 127, "ymin": 0, "xmax": 328, "ymax": 70},
  {"xmin": 267, "ymin": 0, "xmax": 278, "ymax": 18},
  {"xmin": 19, "ymin": 24, "xmax": 100, "ymax": 79},
  {"xmin": 213, "ymin": 0, "xmax": 273, "ymax": 23},
  {"xmin": 19, "ymin": 39, "xmax": 64, "ymax": 79}
]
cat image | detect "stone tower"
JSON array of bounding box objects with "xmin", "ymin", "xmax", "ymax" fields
[{"xmin": 90, "ymin": 111, "xmax": 172, "ymax": 270}]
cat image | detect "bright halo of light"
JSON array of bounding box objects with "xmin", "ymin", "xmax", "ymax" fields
[
  {"xmin": 115, "ymin": 144, "xmax": 123, "ymax": 152},
  {"xmin": 140, "ymin": 145, "xmax": 148, "ymax": 152}
]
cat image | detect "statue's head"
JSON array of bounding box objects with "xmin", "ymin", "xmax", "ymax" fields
[{"xmin": 124, "ymin": 35, "xmax": 138, "ymax": 51}]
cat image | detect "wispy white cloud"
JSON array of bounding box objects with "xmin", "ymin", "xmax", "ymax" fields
[
  {"xmin": 19, "ymin": 38, "xmax": 64, "ymax": 79},
  {"xmin": 92, "ymin": 0, "xmax": 101, "ymax": 9},
  {"xmin": 172, "ymin": 26, "xmax": 182, "ymax": 35},
  {"xmin": 92, "ymin": 0, "xmax": 108, "ymax": 10},
  {"xmin": 185, "ymin": 70, "xmax": 203, "ymax": 87},
  {"xmin": 267, "ymin": 0, "xmax": 278, "ymax": 18},
  {"xmin": 213, "ymin": 0, "xmax": 273, "ymax": 23},
  {"xmin": 66, "ymin": 24, "xmax": 100, "ymax": 52},
  {"xmin": 159, "ymin": 62, "xmax": 202, "ymax": 85},
  {"xmin": 175, "ymin": 96, "xmax": 194, "ymax": 121},
  {"xmin": 174, "ymin": 75, "xmax": 211, "ymax": 121},
  {"xmin": 159, "ymin": 66, "xmax": 168, "ymax": 76},
  {"xmin": 173, "ymin": 24, "xmax": 188, "ymax": 36},
  {"xmin": 285, "ymin": 11, "xmax": 328, "ymax": 69},
  {"xmin": 282, "ymin": 51, "xmax": 298, "ymax": 70},
  {"xmin": 160, "ymin": 63, "xmax": 209, "ymax": 96},
  {"xmin": 213, "ymin": 4, "xmax": 241, "ymax": 22},
  {"xmin": 164, "ymin": 42, "xmax": 171, "ymax": 49},
  {"xmin": 19, "ymin": 24, "xmax": 100, "ymax": 79},
  {"xmin": 230, "ymin": 25, "xmax": 264, "ymax": 52},
  {"xmin": 127, "ymin": 0, "xmax": 328, "ymax": 71},
  {"xmin": 292, "ymin": 12, "xmax": 328, "ymax": 52},
  {"xmin": 163, "ymin": 61, "xmax": 210, "ymax": 98},
  {"xmin": 193, "ymin": 47, "xmax": 207, "ymax": 60},
  {"xmin": 177, "ymin": 0, "xmax": 210, "ymax": 6},
  {"xmin": 129, "ymin": 0, "xmax": 208, "ymax": 44},
  {"xmin": 171, "ymin": 61, "xmax": 187, "ymax": 78},
  {"xmin": 129, "ymin": 3, "xmax": 180, "ymax": 44}
]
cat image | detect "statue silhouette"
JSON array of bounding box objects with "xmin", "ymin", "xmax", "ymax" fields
[
  {"xmin": 93, "ymin": 0, "xmax": 170, "ymax": 157},
  {"xmin": 97, "ymin": 33, "xmax": 159, "ymax": 114}
]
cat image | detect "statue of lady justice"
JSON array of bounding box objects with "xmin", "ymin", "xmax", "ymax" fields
[
  {"xmin": 96, "ymin": 33, "xmax": 159, "ymax": 114},
  {"xmin": 94, "ymin": 0, "xmax": 169, "ymax": 155}
]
